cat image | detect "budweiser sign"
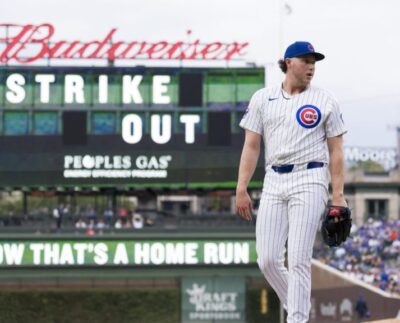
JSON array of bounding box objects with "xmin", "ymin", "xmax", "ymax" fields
[{"xmin": 0, "ymin": 23, "xmax": 249, "ymax": 64}]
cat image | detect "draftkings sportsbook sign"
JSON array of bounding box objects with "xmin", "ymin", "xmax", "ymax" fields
[
  {"xmin": 0, "ymin": 240, "xmax": 256, "ymax": 267},
  {"xmin": 182, "ymin": 277, "xmax": 246, "ymax": 323}
]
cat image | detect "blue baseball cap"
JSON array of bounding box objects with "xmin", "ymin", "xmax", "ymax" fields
[{"xmin": 284, "ymin": 41, "xmax": 325, "ymax": 61}]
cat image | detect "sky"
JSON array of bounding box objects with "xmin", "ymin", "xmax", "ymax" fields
[{"xmin": 2, "ymin": 0, "xmax": 400, "ymax": 148}]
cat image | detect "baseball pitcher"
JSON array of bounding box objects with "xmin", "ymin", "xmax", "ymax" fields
[{"xmin": 236, "ymin": 41, "xmax": 349, "ymax": 323}]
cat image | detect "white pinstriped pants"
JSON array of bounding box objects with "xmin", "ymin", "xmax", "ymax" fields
[{"xmin": 256, "ymin": 166, "xmax": 329, "ymax": 323}]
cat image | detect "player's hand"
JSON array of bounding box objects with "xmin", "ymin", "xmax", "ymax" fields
[{"xmin": 236, "ymin": 189, "xmax": 253, "ymax": 221}]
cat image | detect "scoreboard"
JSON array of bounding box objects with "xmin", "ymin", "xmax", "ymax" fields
[{"xmin": 0, "ymin": 66, "xmax": 265, "ymax": 189}]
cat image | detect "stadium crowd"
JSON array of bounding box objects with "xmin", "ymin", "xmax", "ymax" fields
[
  {"xmin": 54, "ymin": 204, "xmax": 147, "ymax": 233},
  {"xmin": 314, "ymin": 218, "xmax": 400, "ymax": 296},
  {"xmin": 0, "ymin": 203, "xmax": 149, "ymax": 233}
]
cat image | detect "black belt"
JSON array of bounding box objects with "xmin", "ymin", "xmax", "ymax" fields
[{"xmin": 271, "ymin": 162, "xmax": 324, "ymax": 174}]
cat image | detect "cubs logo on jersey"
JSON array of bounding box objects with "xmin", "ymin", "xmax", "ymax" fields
[{"xmin": 296, "ymin": 105, "xmax": 321, "ymax": 129}]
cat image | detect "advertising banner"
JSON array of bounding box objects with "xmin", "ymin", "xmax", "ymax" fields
[
  {"xmin": 0, "ymin": 239, "xmax": 256, "ymax": 268},
  {"xmin": 310, "ymin": 287, "xmax": 400, "ymax": 322},
  {"xmin": 0, "ymin": 66, "xmax": 265, "ymax": 188},
  {"xmin": 181, "ymin": 277, "xmax": 246, "ymax": 323},
  {"xmin": 0, "ymin": 135, "xmax": 265, "ymax": 188}
]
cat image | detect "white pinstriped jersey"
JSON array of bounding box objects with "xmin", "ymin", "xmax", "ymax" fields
[{"xmin": 239, "ymin": 84, "xmax": 347, "ymax": 167}]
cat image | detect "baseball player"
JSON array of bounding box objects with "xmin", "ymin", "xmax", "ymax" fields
[{"xmin": 236, "ymin": 41, "xmax": 347, "ymax": 323}]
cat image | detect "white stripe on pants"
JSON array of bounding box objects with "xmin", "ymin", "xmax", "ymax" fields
[{"xmin": 256, "ymin": 166, "xmax": 329, "ymax": 323}]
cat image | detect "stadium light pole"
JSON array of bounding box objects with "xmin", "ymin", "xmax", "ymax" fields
[
  {"xmin": 263, "ymin": 0, "xmax": 292, "ymax": 88},
  {"xmin": 278, "ymin": 4, "xmax": 292, "ymax": 321},
  {"xmin": 397, "ymin": 126, "xmax": 400, "ymax": 168},
  {"xmin": 278, "ymin": 0, "xmax": 292, "ymax": 83}
]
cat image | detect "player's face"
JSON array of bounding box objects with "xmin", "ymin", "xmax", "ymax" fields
[{"xmin": 286, "ymin": 55, "xmax": 316, "ymax": 85}]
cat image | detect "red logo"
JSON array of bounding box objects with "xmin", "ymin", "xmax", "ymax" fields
[
  {"xmin": 328, "ymin": 207, "xmax": 341, "ymax": 217},
  {"xmin": 296, "ymin": 105, "xmax": 321, "ymax": 129},
  {"xmin": 0, "ymin": 24, "xmax": 249, "ymax": 64},
  {"xmin": 300, "ymin": 108, "xmax": 318, "ymax": 125}
]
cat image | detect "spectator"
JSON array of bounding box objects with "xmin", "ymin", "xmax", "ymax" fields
[
  {"xmin": 86, "ymin": 205, "xmax": 97, "ymax": 221},
  {"xmin": 88, "ymin": 219, "xmax": 96, "ymax": 230},
  {"xmin": 53, "ymin": 203, "xmax": 64, "ymax": 232},
  {"xmin": 117, "ymin": 207, "xmax": 128, "ymax": 217},
  {"xmin": 103, "ymin": 207, "xmax": 114, "ymax": 226},
  {"xmin": 85, "ymin": 228, "xmax": 96, "ymax": 236},
  {"xmin": 122, "ymin": 217, "xmax": 132, "ymax": 228},
  {"xmin": 132, "ymin": 211, "xmax": 144, "ymax": 229},
  {"xmin": 96, "ymin": 218, "xmax": 106, "ymax": 229},
  {"xmin": 114, "ymin": 218, "xmax": 123, "ymax": 229},
  {"xmin": 52, "ymin": 206, "xmax": 60, "ymax": 221},
  {"xmin": 355, "ymin": 293, "xmax": 370, "ymax": 319},
  {"xmin": 389, "ymin": 229, "xmax": 398, "ymax": 241},
  {"xmin": 75, "ymin": 218, "xmax": 87, "ymax": 229}
]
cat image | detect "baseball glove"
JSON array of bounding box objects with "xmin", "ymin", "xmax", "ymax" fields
[{"xmin": 321, "ymin": 206, "xmax": 352, "ymax": 247}]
